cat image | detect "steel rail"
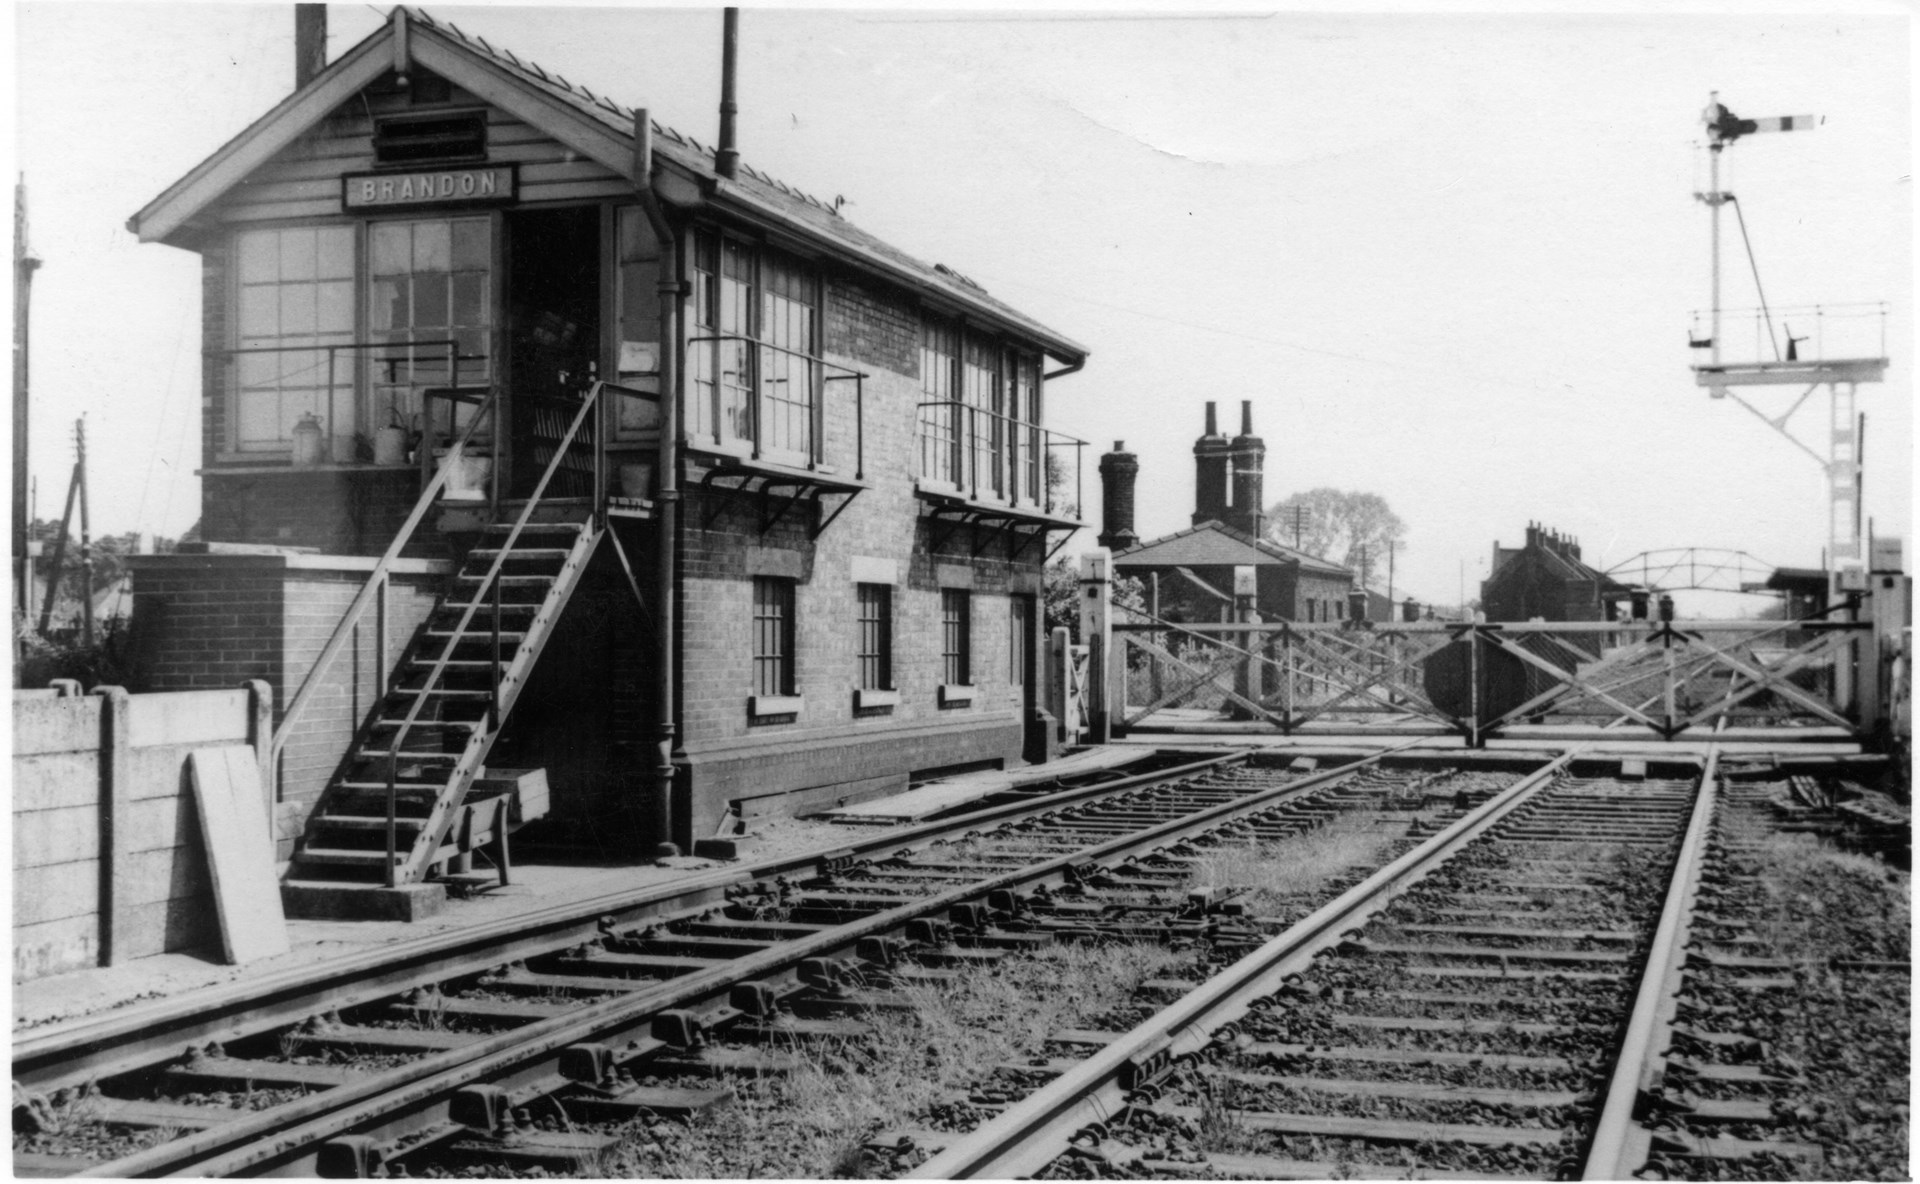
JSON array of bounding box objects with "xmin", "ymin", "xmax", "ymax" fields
[
  {"xmin": 908, "ymin": 744, "xmax": 1587, "ymax": 1180},
  {"xmin": 62, "ymin": 748, "xmax": 1415, "ymax": 1177},
  {"xmin": 41, "ymin": 748, "xmax": 1413, "ymax": 1174},
  {"xmin": 1581, "ymin": 745, "xmax": 1723, "ymax": 1180},
  {"xmin": 14, "ymin": 749, "xmax": 1241, "ymax": 1091}
]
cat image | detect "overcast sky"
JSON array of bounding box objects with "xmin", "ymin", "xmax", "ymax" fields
[{"xmin": 11, "ymin": 2, "xmax": 1912, "ymax": 609}]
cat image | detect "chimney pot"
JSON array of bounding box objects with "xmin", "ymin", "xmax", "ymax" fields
[{"xmin": 294, "ymin": 4, "xmax": 327, "ymax": 89}]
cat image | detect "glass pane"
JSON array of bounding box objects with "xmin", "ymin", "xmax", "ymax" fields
[
  {"xmin": 451, "ymin": 218, "xmax": 489, "ymax": 270},
  {"xmin": 316, "ymin": 280, "xmax": 354, "ymax": 334},
  {"xmin": 278, "ymin": 229, "xmax": 316, "ymax": 282},
  {"xmin": 235, "ymin": 390, "xmax": 279, "ymax": 447},
  {"xmin": 414, "ymin": 274, "xmax": 449, "ymax": 329},
  {"xmin": 315, "ymin": 226, "xmax": 355, "ymax": 279},
  {"xmin": 279, "ymin": 284, "xmax": 316, "ymax": 337},
  {"xmin": 412, "ymin": 220, "xmax": 451, "ymax": 273},
  {"xmin": 452, "ymin": 272, "xmax": 485, "ymax": 327},
  {"xmin": 236, "ymin": 352, "xmax": 277, "ymax": 389},
  {"xmin": 370, "ymin": 222, "xmax": 410, "ymax": 276},
  {"xmin": 237, "ymin": 288, "xmax": 278, "ymax": 339},
  {"xmin": 237, "ymin": 232, "xmax": 278, "ymax": 283},
  {"xmin": 369, "ymin": 278, "xmax": 405, "ymax": 332}
]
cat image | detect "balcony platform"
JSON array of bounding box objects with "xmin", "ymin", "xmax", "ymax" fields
[
  {"xmin": 1693, "ymin": 357, "xmax": 1888, "ymax": 391},
  {"xmin": 689, "ymin": 450, "xmax": 868, "ymax": 538},
  {"xmin": 916, "ymin": 483, "xmax": 1083, "ymax": 558}
]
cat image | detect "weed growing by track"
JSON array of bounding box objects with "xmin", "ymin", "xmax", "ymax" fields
[
  {"xmin": 588, "ymin": 939, "xmax": 1181, "ymax": 1179},
  {"xmin": 1182, "ymin": 813, "xmax": 1403, "ymax": 913}
]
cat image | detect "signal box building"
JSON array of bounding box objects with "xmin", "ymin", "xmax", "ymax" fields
[
  {"xmin": 1102, "ymin": 403, "xmax": 1354, "ymax": 624},
  {"xmin": 125, "ymin": 9, "xmax": 1088, "ymax": 917}
]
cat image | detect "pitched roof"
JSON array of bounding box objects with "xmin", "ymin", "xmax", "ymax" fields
[
  {"xmin": 129, "ymin": 6, "xmax": 1086, "ymax": 362},
  {"xmin": 1113, "ymin": 520, "xmax": 1352, "ymax": 578}
]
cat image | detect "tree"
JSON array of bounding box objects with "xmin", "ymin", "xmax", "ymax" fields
[{"xmin": 1264, "ymin": 489, "xmax": 1407, "ymax": 583}]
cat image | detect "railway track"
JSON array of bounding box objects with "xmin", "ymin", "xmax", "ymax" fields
[
  {"xmin": 903, "ymin": 751, "xmax": 1905, "ymax": 1182},
  {"xmin": 12, "ymin": 746, "xmax": 1466, "ymax": 1177}
]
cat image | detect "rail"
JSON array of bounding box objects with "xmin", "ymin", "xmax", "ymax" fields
[
  {"xmin": 909, "ymin": 745, "xmax": 1584, "ymax": 1178},
  {"xmin": 376, "ymin": 381, "xmax": 606, "ymax": 886},
  {"xmin": 684, "ymin": 334, "xmax": 867, "ymax": 476},
  {"xmin": 210, "ymin": 339, "xmax": 466, "ymax": 462},
  {"xmin": 269, "ymin": 388, "xmax": 500, "ymax": 773},
  {"xmin": 1689, "ymin": 301, "xmax": 1888, "ymax": 365},
  {"xmin": 914, "ymin": 399, "xmax": 1086, "ymax": 517}
]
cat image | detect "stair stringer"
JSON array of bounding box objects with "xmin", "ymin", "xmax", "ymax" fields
[{"xmin": 390, "ymin": 523, "xmax": 607, "ymax": 884}]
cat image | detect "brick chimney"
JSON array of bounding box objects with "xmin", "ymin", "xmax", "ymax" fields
[
  {"xmin": 1228, "ymin": 400, "xmax": 1265, "ymax": 538},
  {"xmin": 295, "ymin": 5, "xmax": 327, "ymax": 89},
  {"xmin": 1098, "ymin": 440, "xmax": 1139, "ymax": 552},
  {"xmin": 1191, "ymin": 402, "xmax": 1231, "ymax": 527}
]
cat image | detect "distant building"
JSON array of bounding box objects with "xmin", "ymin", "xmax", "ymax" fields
[
  {"xmin": 1102, "ymin": 403, "xmax": 1356, "ymax": 623},
  {"xmin": 1481, "ymin": 523, "xmax": 1630, "ymax": 624}
]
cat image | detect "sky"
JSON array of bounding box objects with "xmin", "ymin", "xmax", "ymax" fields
[{"xmin": 10, "ymin": 1, "xmax": 1913, "ymax": 612}]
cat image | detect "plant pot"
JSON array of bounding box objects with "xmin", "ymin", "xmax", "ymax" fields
[
  {"xmin": 373, "ymin": 426, "xmax": 408, "ymax": 466},
  {"xmin": 445, "ymin": 455, "xmax": 492, "ymax": 500}
]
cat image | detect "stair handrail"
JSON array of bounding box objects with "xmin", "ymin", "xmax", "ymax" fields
[
  {"xmin": 271, "ymin": 390, "xmax": 500, "ymax": 770},
  {"xmin": 381, "ymin": 382, "xmax": 606, "ymax": 885}
]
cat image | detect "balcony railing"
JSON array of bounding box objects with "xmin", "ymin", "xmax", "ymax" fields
[
  {"xmin": 1689, "ymin": 301, "xmax": 1888, "ymax": 366},
  {"xmin": 212, "ymin": 338, "xmax": 470, "ymax": 463},
  {"xmin": 685, "ymin": 334, "xmax": 866, "ymax": 477},
  {"xmin": 915, "ymin": 400, "xmax": 1086, "ymax": 521}
]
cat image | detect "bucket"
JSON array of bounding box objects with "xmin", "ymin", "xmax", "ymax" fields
[
  {"xmin": 618, "ymin": 462, "xmax": 655, "ymax": 500},
  {"xmin": 373, "ymin": 425, "xmax": 409, "ymax": 466}
]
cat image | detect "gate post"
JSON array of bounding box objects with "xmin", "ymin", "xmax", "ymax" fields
[
  {"xmin": 1047, "ymin": 626, "xmax": 1072, "ymax": 744},
  {"xmin": 1080, "ymin": 549, "xmax": 1113, "ymax": 743}
]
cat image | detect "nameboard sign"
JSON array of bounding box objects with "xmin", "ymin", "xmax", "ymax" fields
[{"xmin": 342, "ymin": 164, "xmax": 517, "ymax": 211}]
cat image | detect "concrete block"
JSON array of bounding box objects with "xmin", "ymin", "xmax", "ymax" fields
[{"xmin": 282, "ymin": 880, "xmax": 448, "ymax": 922}]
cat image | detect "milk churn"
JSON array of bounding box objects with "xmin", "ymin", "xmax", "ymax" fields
[
  {"xmin": 373, "ymin": 423, "xmax": 409, "ymax": 466},
  {"xmin": 291, "ymin": 412, "xmax": 326, "ymax": 466}
]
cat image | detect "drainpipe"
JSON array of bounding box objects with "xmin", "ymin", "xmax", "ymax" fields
[{"xmin": 633, "ymin": 110, "xmax": 683, "ymax": 859}]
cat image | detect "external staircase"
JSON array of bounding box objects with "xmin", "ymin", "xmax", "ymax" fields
[{"xmin": 277, "ymin": 383, "xmax": 632, "ymax": 921}]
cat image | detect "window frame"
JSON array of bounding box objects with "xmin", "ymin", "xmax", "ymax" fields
[
  {"xmin": 687, "ymin": 229, "xmax": 822, "ymax": 465},
  {"xmin": 855, "ymin": 582, "xmax": 894, "ymax": 692},
  {"xmin": 228, "ymin": 222, "xmax": 359, "ymax": 455},
  {"xmin": 751, "ymin": 576, "xmax": 797, "ymax": 698},
  {"xmin": 940, "ymin": 588, "xmax": 973, "ymax": 688}
]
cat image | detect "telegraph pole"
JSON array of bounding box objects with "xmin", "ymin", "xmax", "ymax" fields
[{"xmin": 14, "ymin": 175, "xmax": 42, "ymax": 654}]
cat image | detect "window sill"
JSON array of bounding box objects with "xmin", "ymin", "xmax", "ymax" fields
[
  {"xmin": 200, "ymin": 461, "xmax": 419, "ymax": 476},
  {"xmin": 938, "ymin": 684, "xmax": 975, "ymax": 707},
  {"xmin": 854, "ymin": 688, "xmax": 899, "ymax": 710},
  {"xmin": 750, "ymin": 694, "xmax": 804, "ymax": 719}
]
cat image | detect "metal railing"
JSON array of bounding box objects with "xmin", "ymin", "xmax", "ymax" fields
[
  {"xmin": 212, "ymin": 339, "xmax": 471, "ymax": 460},
  {"xmin": 685, "ymin": 334, "xmax": 867, "ymax": 477},
  {"xmin": 269, "ymin": 388, "xmax": 500, "ymax": 774},
  {"xmin": 1689, "ymin": 301, "xmax": 1888, "ymax": 365},
  {"xmin": 914, "ymin": 400, "xmax": 1086, "ymax": 519}
]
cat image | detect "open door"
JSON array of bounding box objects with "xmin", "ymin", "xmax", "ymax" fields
[{"xmin": 505, "ymin": 206, "xmax": 601, "ymax": 498}]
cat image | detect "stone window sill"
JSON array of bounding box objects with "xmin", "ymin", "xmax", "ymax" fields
[
  {"xmin": 939, "ymin": 684, "xmax": 975, "ymax": 707},
  {"xmin": 749, "ymin": 694, "xmax": 803, "ymax": 719},
  {"xmin": 855, "ymin": 688, "xmax": 899, "ymax": 710}
]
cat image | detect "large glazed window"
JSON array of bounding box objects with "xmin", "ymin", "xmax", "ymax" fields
[
  {"xmin": 232, "ymin": 225, "xmax": 355, "ymax": 453},
  {"xmin": 688, "ymin": 231, "xmax": 820, "ymax": 462},
  {"xmin": 918, "ymin": 317, "xmax": 960, "ymax": 485},
  {"xmin": 368, "ymin": 216, "xmax": 492, "ymax": 436}
]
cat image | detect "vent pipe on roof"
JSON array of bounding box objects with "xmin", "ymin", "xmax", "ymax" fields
[
  {"xmin": 715, "ymin": 8, "xmax": 741, "ymax": 179},
  {"xmin": 294, "ymin": 4, "xmax": 327, "ymax": 90}
]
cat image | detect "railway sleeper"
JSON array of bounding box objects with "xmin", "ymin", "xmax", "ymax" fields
[
  {"xmin": 1152, "ymin": 1102, "xmax": 1567, "ymax": 1147},
  {"xmin": 1216, "ymin": 1068, "xmax": 1581, "ymax": 1109},
  {"xmin": 164, "ymin": 1053, "xmax": 360, "ymax": 1091},
  {"xmin": 1133, "ymin": 1149, "xmax": 1515, "ymax": 1180},
  {"xmin": 1245, "ymin": 1042, "xmax": 1574, "ymax": 1073}
]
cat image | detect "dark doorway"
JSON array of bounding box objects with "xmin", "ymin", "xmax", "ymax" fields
[{"xmin": 506, "ymin": 206, "xmax": 600, "ymax": 498}]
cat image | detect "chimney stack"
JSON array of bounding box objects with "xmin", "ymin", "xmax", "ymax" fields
[
  {"xmin": 1191, "ymin": 402, "xmax": 1231, "ymax": 527},
  {"xmin": 1228, "ymin": 399, "xmax": 1265, "ymax": 538},
  {"xmin": 294, "ymin": 5, "xmax": 327, "ymax": 90},
  {"xmin": 1098, "ymin": 441, "xmax": 1140, "ymax": 552},
  {"xmin": 715, "ymin": 8, "xmax": 741, "ymax": 180}
]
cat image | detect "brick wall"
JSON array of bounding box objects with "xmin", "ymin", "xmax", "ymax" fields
[
  {"xmin": 671, "ymin": 348, "xmax": 1048, "ymax": 844},
  {"xmin": 200, "ymin": 470, "xmax": 438, "ymax": 557},
  {"xmin": 128, "ymin": 553, "xmax": 448, "ymax": 855},
  {"xmin": 824, "ymin": 271, "xmax": 920, "ymax": 379}
]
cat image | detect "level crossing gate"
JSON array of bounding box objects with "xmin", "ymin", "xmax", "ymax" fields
[{"xmin": 1101, "ymin": 613, "xmax": 1880, "ymax": 746}]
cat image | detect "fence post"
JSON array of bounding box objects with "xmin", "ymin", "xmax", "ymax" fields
[
  {"xmin": 1080, "ymin": 549, "xmax": 1112, "ymax": 743},
  {"xmin": 1466, "ymin": 626, "xmax": 1483, "ymax": 749},
  {"xmin": 243, "ymin": 679, "xmax": 276, "ymax": 829},
  {"xmin": 91, "ymin": 685, "xmax": 132, "ymax": 967},
  {"xmin": 1865, "ymin": 572, "xmax": 1910, "ymax": 747},
  {"xmin": 1048, "ymin": 626, "xmax": 1070, "ymax": 744}
]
